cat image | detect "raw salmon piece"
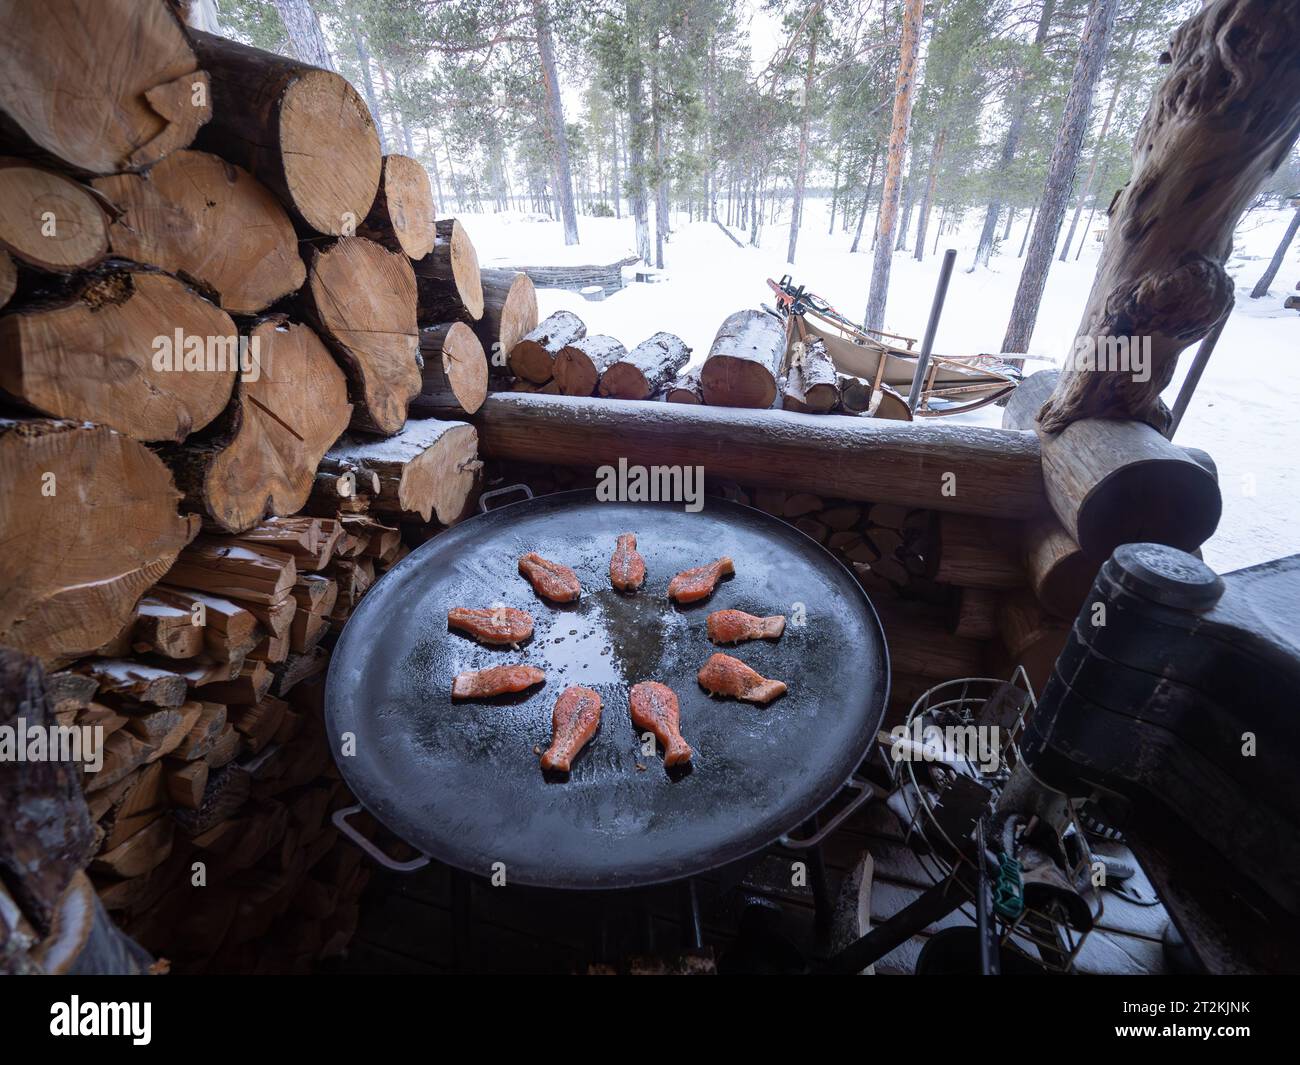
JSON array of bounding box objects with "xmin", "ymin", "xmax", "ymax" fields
[
  {"xmin": 452, "ymin": 664, "xmax": 546, "ymax": 700},
  {"xmin": 707, "ymin": 609, "xmax": 786, "ymax": 644},
  {"xmin": 540, "ymin": 685, "xmax": 603, "ymax": 772},
  {"xmin": 519, "ymin": 552, "xmax": 582, "ymax": 602},
  {"xmin": 447, "ymin": 606, "xmax": 533, "ymax": 646},
  {"xmin": 697, "ymin": 652, "xmax": 787, "ymax": 705},
  {"xmin": 667, "ymin": 557, "xmax": 735, "ymax": 603},
  {"xmin": 610, "ymin": 532, "xmax": 646, "ymax": 592},
  {"xmin": 629, "ymin": 681, "xmax": 692, "ymax": 766}
]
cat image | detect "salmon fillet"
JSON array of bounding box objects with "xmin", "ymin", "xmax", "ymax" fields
[
  {"xmin": 609, "ymin": 533, "xmax": 646, "ymax": 592},
  {"xmin": 667, "ymin": 557, "xmax": 735, "ymax": 603},
  {"xmin": 452, "ymin": 664, "xmax": 546, "ymax": 700},
  {"xmin": 629, "ymin": 681, "xmax": 692, "ymax": 766},
  {"xmin": 519, "ymin": 552, "xmax": 582, "ymax": 602},
  {"xmin": 697, "ymin": 652, "xmax": 787, "ymax": 704},
  {"xmin": 447, "ymin": 606, "xmax": 533, "ymax": 646},
  {"xmin": 540, "ymin": 685, "xmax": 603, "ymax": 772},
  {"xmin": 707, "ymin": 609, "xmax": 786, "ymax": 644}
]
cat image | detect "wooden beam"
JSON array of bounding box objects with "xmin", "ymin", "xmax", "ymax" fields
[{"xmin": 461, "ymin": 394, "xmax": 1045, "ymax": 518}]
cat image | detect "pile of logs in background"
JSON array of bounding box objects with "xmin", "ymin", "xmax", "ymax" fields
[{"xmin": 0, "ymin": 2, "xmax": 520, "ymax": 974}]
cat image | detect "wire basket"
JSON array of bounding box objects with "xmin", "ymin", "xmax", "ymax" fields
[{"xmin": 879, "ymin": 666, "xmax": 1100, "ymax": 973}]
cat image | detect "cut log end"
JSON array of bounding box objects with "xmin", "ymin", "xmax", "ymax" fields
[
  {"xmin": 508, "ymin": 309, "xmax": 587, "ymax": 384},
  {"xmin": 419, "ymin": 321, "xmax": 488, "ymax": 415},
  {"xmin": 0, "ymin": 161, "xmax": 108, "ymax": 270},
  {"xmin": 699, "ymin": 309, "xmax": 786, "ymax": 409},
  {"xmin": 359, "ymin": 154, "xmax": 436, "ymax": 259}
]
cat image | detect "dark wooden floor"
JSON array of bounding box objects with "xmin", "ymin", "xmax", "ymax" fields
[{"xmin": 332, "ymin": 798, "xmax": 1171, "ymax": 975}]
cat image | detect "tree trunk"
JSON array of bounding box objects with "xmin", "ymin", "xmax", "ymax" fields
[
  {"xmin": 532, "ymin": 0, "xmax": 579, "ymax": 246},
  {"xmin": 1002, "ymin": 0, "xmax": 1119, "ymax": 355},
  {"xmin": 651, "ymin": 34, "xmax": 667, "ymax": 269},
  {"xmin": 625, "ymin": 2, "xmax": 652, "ymax": 264},
  {"xmin": 864, "ymin": 0, "xmax": 924, "ymax": 335},
  {"xmin": 345, "ymin": 20, "xmax": 387, "ymax": 154},
  {"xmin": 1040, "ymin": 0, "xmax": 1300, "ymax": 435},
  {"xmin": 787, "ymin": 13, "xmax": 821, "ymax": 264},
  {"xmin": 913, "ymin": 126, "xmax": 947, "ymax": 262},
  {"xmin": 969, "ymin": 0, "xmax": 1056, "ymax": 272},
  {"xmin": 271, "ymin": 0, "xmax": 333, "ymax": 70},
  {"xmin": 1019, "ymin": 200, "xmax": 1037, "ymax": 256},
  {"xmin": 850, "ymin": 145, "xmax": 880, "ymax": 254},
  {"xmin": 190, "ymin": 30, "xmax": 381, "ymax": 236},
  {"xmin": 92, "ymin": 149, "xmax": 304, "ymax": 315},
  {"xmin": 1250, "ymin": 205, "xmax": 1300, "ymax": 298}
]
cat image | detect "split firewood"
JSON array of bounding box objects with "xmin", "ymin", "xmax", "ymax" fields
[
  {"xmin": 206, "ymin": 723, "xmax": 242, "ymax": 770},
  {"xmin": 0, "ymin": 421, "xmax": 196, "ymax": 663},
  {"xmin": 228, "ymin": 696, "xmax": 289, "ymax": 755},
  {"xmin": 0, "ymin": 267, "xmax": 237, "ymax": 442},
  {"xmin": 127, "ymin": 701, "xmax": 202, "ymax": 761},
  {"xmin": 417, "ymin": 321, "xmax": 488, "ymax": 415},
  {"xmin": 474, "ymin": 269, "xmax": 538, "ymax": 372},
  {"xmin": 344, "ymin": 516, "xmax": 402, "ymax": 562},
  {"xmin": 289, "ymin": 575, "xmax": 337, "ymax": 653},
  {"xmin": 599, "ymin": 332, "xmax": 692, "ymax": 400},
  {"xmin": 699, "ymin": 309, "xmax": 787, "ymax": 408},
  {"xmin": 271, "ymin": 648, "xmax": 328, "ymax": 698},
  {"xmin": 131, "ymin": 597, "xmax": 205, "ymax": 660},
  {"xmin": 411, "ymin": 218, "xmax": 484, "ymax": 323},
  {"xmin": 508, "ymin": 310, "xmax": 586, "ymax": 384},
  {"xmin": 665, "ymin": 369, "xmax": 703, "ymax": 404},
  {"xmin": 237, "ymin": 517, "xmax": 343, "ymax": 573},
  {"xmin": 190, "ymin": 29, "xmax": 380, "ymax": 235},
  {"xmin": 149, "ymin": 588, "xmax": 258, "ymax": 664},
  {"xmin": 77, "ymin": 661, "xmax": 188, "ymax": 708},
  {"xmin": 324, "ymin": 419, "xmax": 480, "ymax": 524},
  {"xmin": 328, "ymin": 558, "xmax": 376, "ymax": 621},
  {"xmin": 248, "ymin": 633, "xmax": 290, "ymax": 665},
  {"xmin": 0, "ymin": 1, "xmax": 210, "ymax": 173},
  {"xmin": 196, "ymin": 661, "xmax": 273, "ymax": 707},
  {"xmin": 84, "ymin": 730, "xmax": 155, "ymax": 795},
  {"xmin": 165, "ymin": 760, "xmax": 209, "ymax": 810},
  {"xmin": 91, "ymin": 761, "xmax": 165, "ymax": 849},
  {"xmin": 357, "ymin": 154, "xmax": 436, "ymax": 259},
  {"xmin": 870, "ymin": 384, "xmax": 913, "ymax": 421},
  {"xmin": 302, "ymin": 236, "xmax": 421, "ymax": 436},
  {"xmin": 172, "ymin": 763, "xmax": 252, "ymax": 837},
  {"xmin": 77, "ymin": 702, "xmax": 128, "ymax": 741},
  {"xmin": 167, "ymin": 538, "xmax": 298, "ymax": 606},
  {"xmin": 554, "ymin": 335, "xmax": 629, "ymax": 397},
  {"xmin": 164, "ymin": 316, "xmax": 353, "ymax": 533},
  {"xmin": 169, "ymin": 702, "xmax": 227, "ymax": 762},
  {"xmin": 820, "ymin": 505, "xmax": 864, "ymax": 531},
  {"xmin": 91, "ymin": 815, "xmax": 174, "ymax": 880},
  {"xmin": 784, "ymin": 337, "xmax": 838, "ymax": 412},
  {"xmin": 92, "ymin": 150, "xmax": 304, "ymax": 314},
  {"xmin": 306, "ymin": 461, "xmax": 379, "ymax": 517},
  {"xmin": 0, "ymin": 159, "xmax": 108, "ymax": 270}
]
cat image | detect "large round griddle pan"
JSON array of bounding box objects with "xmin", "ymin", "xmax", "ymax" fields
[{"xmin": 325, "ymin": 489, "xmax": 889, "ymax": 889}]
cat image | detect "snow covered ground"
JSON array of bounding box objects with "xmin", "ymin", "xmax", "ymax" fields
[{"xmin": 458, "ymin": 200, "xmax": 1299, "ymax": 573}]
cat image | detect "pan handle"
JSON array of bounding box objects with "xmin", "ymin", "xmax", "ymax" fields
[
  {"xmin": 779, "ymin": 775, "xmax": 883, "ymax": 851},
  {"xmin": 332, "ymin": 804, "xmax": 431, "ymax": 873},
  {"xmin": 478, "ymin": 483, "xmax": 534, "ymax": 513}
]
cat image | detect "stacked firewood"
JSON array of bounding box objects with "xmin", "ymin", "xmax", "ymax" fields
[{"xmin": 0, "ymin": 3, "xmax": 511, "ymax": 971}]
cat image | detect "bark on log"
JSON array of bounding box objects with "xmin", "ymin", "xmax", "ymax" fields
[
  {"xmin": 0, "ymin": 649, "xmax": 97, "ymax": 937},
  {"xmin": 325, "ymin": 419, "xmax": 480, "ymax": 524},
  {"xmin": 163, "ymin": 316, "xmax": 352, "ymax": 533},
  {"xmin": 358, "ymin": 154, "xmax": 436, "ymax": 260},
  {"xmin": 302, "ymin": 236, "xmax": 421, "ymax": 436},
  {"xmin": 464, "ymin": 394, "xmax": 1045, "ymax": 517},
  {"xmin": 784, "ymin": 337, "xmax": 839, "ymax": 413},
  {"xmin": 0, "ymin": 0, "xmax": 211, "ymax": 174},
  {"xmin": 508, "ymin": 310, "xmax": 587, "ymax": 384},
  {"xmin": 416, "ymin": 321, "xmax": 488, "ymax": 415},
  {"xmin": 665, "ymin": 369, "xmax": 703, "ymax": 404},
  {"xmin": 91, "ymin": 149, "xmax": 304, "ymax": 315},
  {"xmin": 1038, "ymin": 0, "xmax": 1300, "ymax": 434},
  {"xmin": 190, "ymin": 29, "xmax": 381, "ymax": 236},
  {"xmin": 0, "ymin": 267, "xmax": 237, "ymax": 442},
  {"xmin": 554, "ymin": 335, "xmax": 629, "ymax": 397},
  {"xmin": 0, "ymin": 420, "xmax": 199, "ymax": 662},
  {"xmin": 0, "ymin": 249, "xmax": 15, "ymax": 309},
  {"xmin": 700, "ymin": 309, "xmax": 787, "ymax": 408},
  {"xmin": 598, "ymin": 332, "xmax": 692, "ymax": 400},
  {"xmin": 0, "ymin": 160, "xmax": 108, "ymax": 270},
  {"xmin": 474, "ymin": 269, "xmax": 537, "ymax": 372},
  {"xmin": 411, "ymin": 218, "xmax": 483, "ymax": 323},
  {"xmin": 836, "ymin": 374, "xmax": 872, "ymax": 414}
]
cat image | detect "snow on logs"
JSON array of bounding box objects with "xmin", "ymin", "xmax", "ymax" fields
[
  {"xmin": 0, "ymin": 0, "xmax": 211, "ymax": 174},
  {"xmin": 301, "ymin": 236, "xmax": 421, "ymax": 436},
  {"xmin": 412, "ymin": 218, "xmax": 484, "ymax": 324},
  {"xmin": 553, "ymin": 335, "xmax": 628, "ymax": 397},
  {"xmin": 464, "ymin": 393, "xmax": 1045, "ymax": 519},
  {"xmin": 781, "ymin": 336, "xmax": 838, "ymax": 413},
  {"xmin": 323, "ymin": 420, "xmax": 481, "ymax": 524},
  {"xmin": 92, "ymin": 149, "xmax": 305, "ymax": 315},
  {"xmin": 598, "ymin": 332, "xmax": 692, "ymax": 400},
  {"xmin": 0, "ymin": 267, "xmax": 237, "ymax": 442},
  {"xmin": 358, "ymin": 154, "xmax": 437, "ymax": 260},
  {"xmin": 189, "ymin": 29, "xmax": 381, "ymax": 236},
  {"xmin": 699, "ymin": 309, "xmax": 788, "ymax": 409},
  {"xmin": 161, "ymin": 316, "xmax": 353, "ymax": 534},
  {"xmin": 0, "ymin": 420, "xmax": 199, "ymax": 663},
  {"xmin": 508, "ymin": 309, "xmax": 586, "ymax": 385}
]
